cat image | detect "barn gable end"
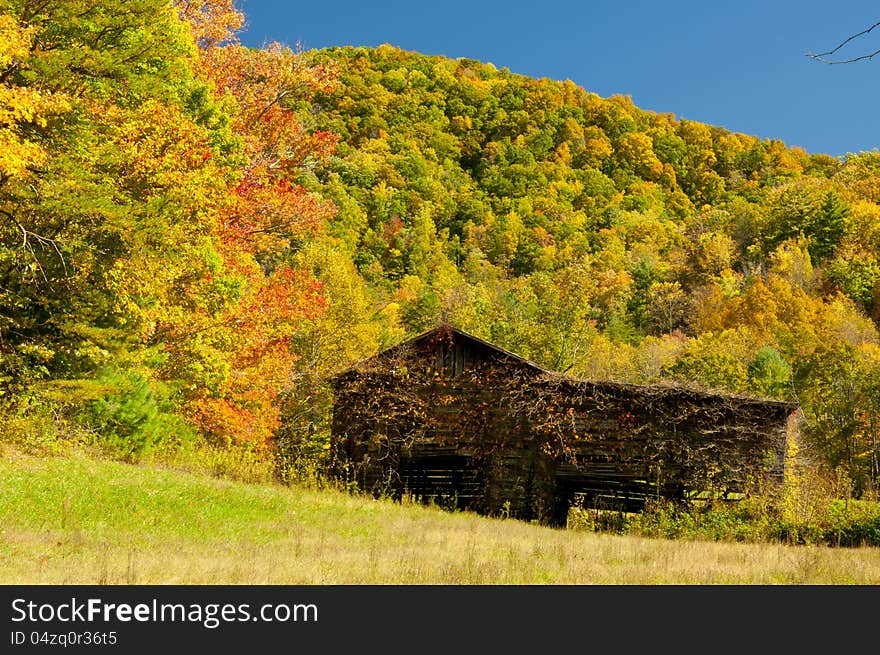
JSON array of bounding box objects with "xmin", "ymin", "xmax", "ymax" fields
[
  {"xmin": 329, "ymin": 324, "xmax": 799, "ymax": 526},
  {"xmin": 367, "ymin": 322, "xmax": 547, "ymax": 378}
]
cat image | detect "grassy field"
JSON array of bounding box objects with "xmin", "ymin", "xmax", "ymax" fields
[{"xmin": 2, "ymin": 448, "xmax": 880, "ymax": 584}]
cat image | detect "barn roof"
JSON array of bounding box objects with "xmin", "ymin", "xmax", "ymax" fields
[
  {"xmin": 334, "ymin": 323, "xmax": 798, "ymax": 411},
  {"xmin": 391, "ymin": 323, "xmax": 548, "ymax": 371},
  {"xmin": 538, "ymin": 373, "xmax": 798, "ymax": 412},
  {"xmin": 335, "ymin": 323, "xmax": 549, "ymax": 377}
]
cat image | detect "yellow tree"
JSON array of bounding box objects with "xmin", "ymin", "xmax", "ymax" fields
[{"xmin": 0, "ymin": 14, "xmax": 68, "ymax": 180}]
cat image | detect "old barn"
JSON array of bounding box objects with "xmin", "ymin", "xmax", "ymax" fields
[{"xmin": 330, "ymin": 324, "xmax": 799, "ymax": 526}]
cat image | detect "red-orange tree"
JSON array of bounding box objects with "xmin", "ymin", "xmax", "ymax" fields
[{"xmin": 162, "ymin": 1, "xmax": 338, "ymax": 445}]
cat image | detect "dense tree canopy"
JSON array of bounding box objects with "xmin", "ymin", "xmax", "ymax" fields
[
  {"xmin": 0, "ymin": 0, "xmax": 335, "ymax": 448},
  {"xmin": 285, "ymin": 45, "xmax": 880, "ymax": 492},
  {"xmin": 1, "ymin": 3, "xmax": 878, "ymax": 495}
]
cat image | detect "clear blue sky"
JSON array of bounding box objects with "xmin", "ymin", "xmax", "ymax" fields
[{"xmin": 238, "ymin": 1, "xmax": 879, "ymax": 158}]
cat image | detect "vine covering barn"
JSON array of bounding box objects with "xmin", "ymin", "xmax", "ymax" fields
[{"xmin": 330, "ymin": 324, "xmax": 800, "ymax": 525}]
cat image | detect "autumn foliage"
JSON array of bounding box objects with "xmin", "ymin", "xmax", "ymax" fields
[
  {"xmin": 162, "ymin": 4, "xmax": 339, "ymax": 443},
  {"xmin": 0, "ymin": 0, "xmax": 335, "ymax": 447},
  {"xmin": 1, "ymin": 2, "xmax": 879, "ymax": 497}
]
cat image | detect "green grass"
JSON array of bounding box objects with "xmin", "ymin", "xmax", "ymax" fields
[{"xmin": 2, "ymin": 448, "xmax": 880, "ymax": 584}]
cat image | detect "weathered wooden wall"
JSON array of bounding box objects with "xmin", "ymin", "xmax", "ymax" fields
[
  {"xmin": 330, "ymin": 370, "xmax": 552, "ymax": 519},
  {"xmin": 522, "ymin": 378, "xmax": 795, "ymax": 518}
]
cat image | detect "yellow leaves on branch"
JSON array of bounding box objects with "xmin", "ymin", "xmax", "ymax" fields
[
  {"xmin": 0, "ymin": 14, "xmax": 69, "ymax": 179},
  {"xmin": 174, "ymin": 0, "xmax": 244, "ymax": 48},
  {"xmin": 105, "ymin": 99, "xmax": 220, "ymax": 203},
  {"xmin": 0, "ymin": 14, "xmax": 30, "ymax": 67},
  {"xmin": 0, "ymin": 116, "xmax": 44, "ymax": 178}
]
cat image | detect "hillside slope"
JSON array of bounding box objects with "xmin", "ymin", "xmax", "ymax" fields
[{"xmin": 1, "ymin": 451, "xmax": 879, "ymax": 584}]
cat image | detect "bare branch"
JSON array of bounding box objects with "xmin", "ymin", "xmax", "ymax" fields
[
  {"xmin": 806, "ymin": 20, "xmax": 880, "ymax": 64},
  {"xmin": 0, "ymin": 208, "xmax": 68, "ymax": 279}
]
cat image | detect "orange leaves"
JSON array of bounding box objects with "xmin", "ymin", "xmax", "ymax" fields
[
  {"xmin": 240, "ymin": 266, "xmax": 326, "ymax": 338},
  {"xmin": 190, "ymin": 397, "xmax": 275, "ymax": 448},
  {"xmin": 204, "ymin": 43, "xmax": 337, "ymax": 166},
  {"xmin": 198, "ymin": 41, "xmax": 338, "ymax": 253},
  {"xmin": 144, "ymin": 6, "xmax": 340, "ymax": 446},
  {"xmin": 205, "ymin": 40, "xmax": 335, "ymax": 98},
  {"xmin": 174, "ymin": 0, "xmax": 244, "ymax": 48},
  {"xmin": 222, "ymin": 177, "xmax": 334, "ymax": 253},
  {"xmin": 171, "ymin": 265, "xmax": 326, "ymax": 445},
  {"xmin": 203, "ymin": 44, "xmax": 338, "ymax": 252}
]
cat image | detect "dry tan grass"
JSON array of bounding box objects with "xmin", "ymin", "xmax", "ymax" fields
[
  {"xmin": 3, "ymin": 498, "xmax": 879, "ymax": 585},
  {"xmin": 1, "ymin": 453, "xmax": 879, "ymax": 584}
]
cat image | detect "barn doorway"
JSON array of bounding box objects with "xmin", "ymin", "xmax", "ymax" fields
[{"xmin": 398, "ymin": 454, "xmax": 483, "ymax": 511}]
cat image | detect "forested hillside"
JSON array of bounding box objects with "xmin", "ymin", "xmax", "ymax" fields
[
  {"xmin": 287, "ymin": 46, "xmax": 880, "ymax": 493},
  {"xmin": 1, "ymin": 1, "xmax": 878, "ymax": 495}
]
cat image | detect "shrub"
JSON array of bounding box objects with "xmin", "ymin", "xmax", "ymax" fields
[
  {"xmin": 571, "ymin": 494, "xmax": 880, "ymax": 548},
  {"xmin": 79, "ymin": 368, "xmax": 197, "ymax": 459}
]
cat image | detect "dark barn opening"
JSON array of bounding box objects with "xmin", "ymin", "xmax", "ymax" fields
[
  {"xmin": 329, "ymin": 324, "xmax": 799, "ymax": 526},
  {"xmin": 399, "ymin": 453, "xmax": 483, "ymax": 510}
]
